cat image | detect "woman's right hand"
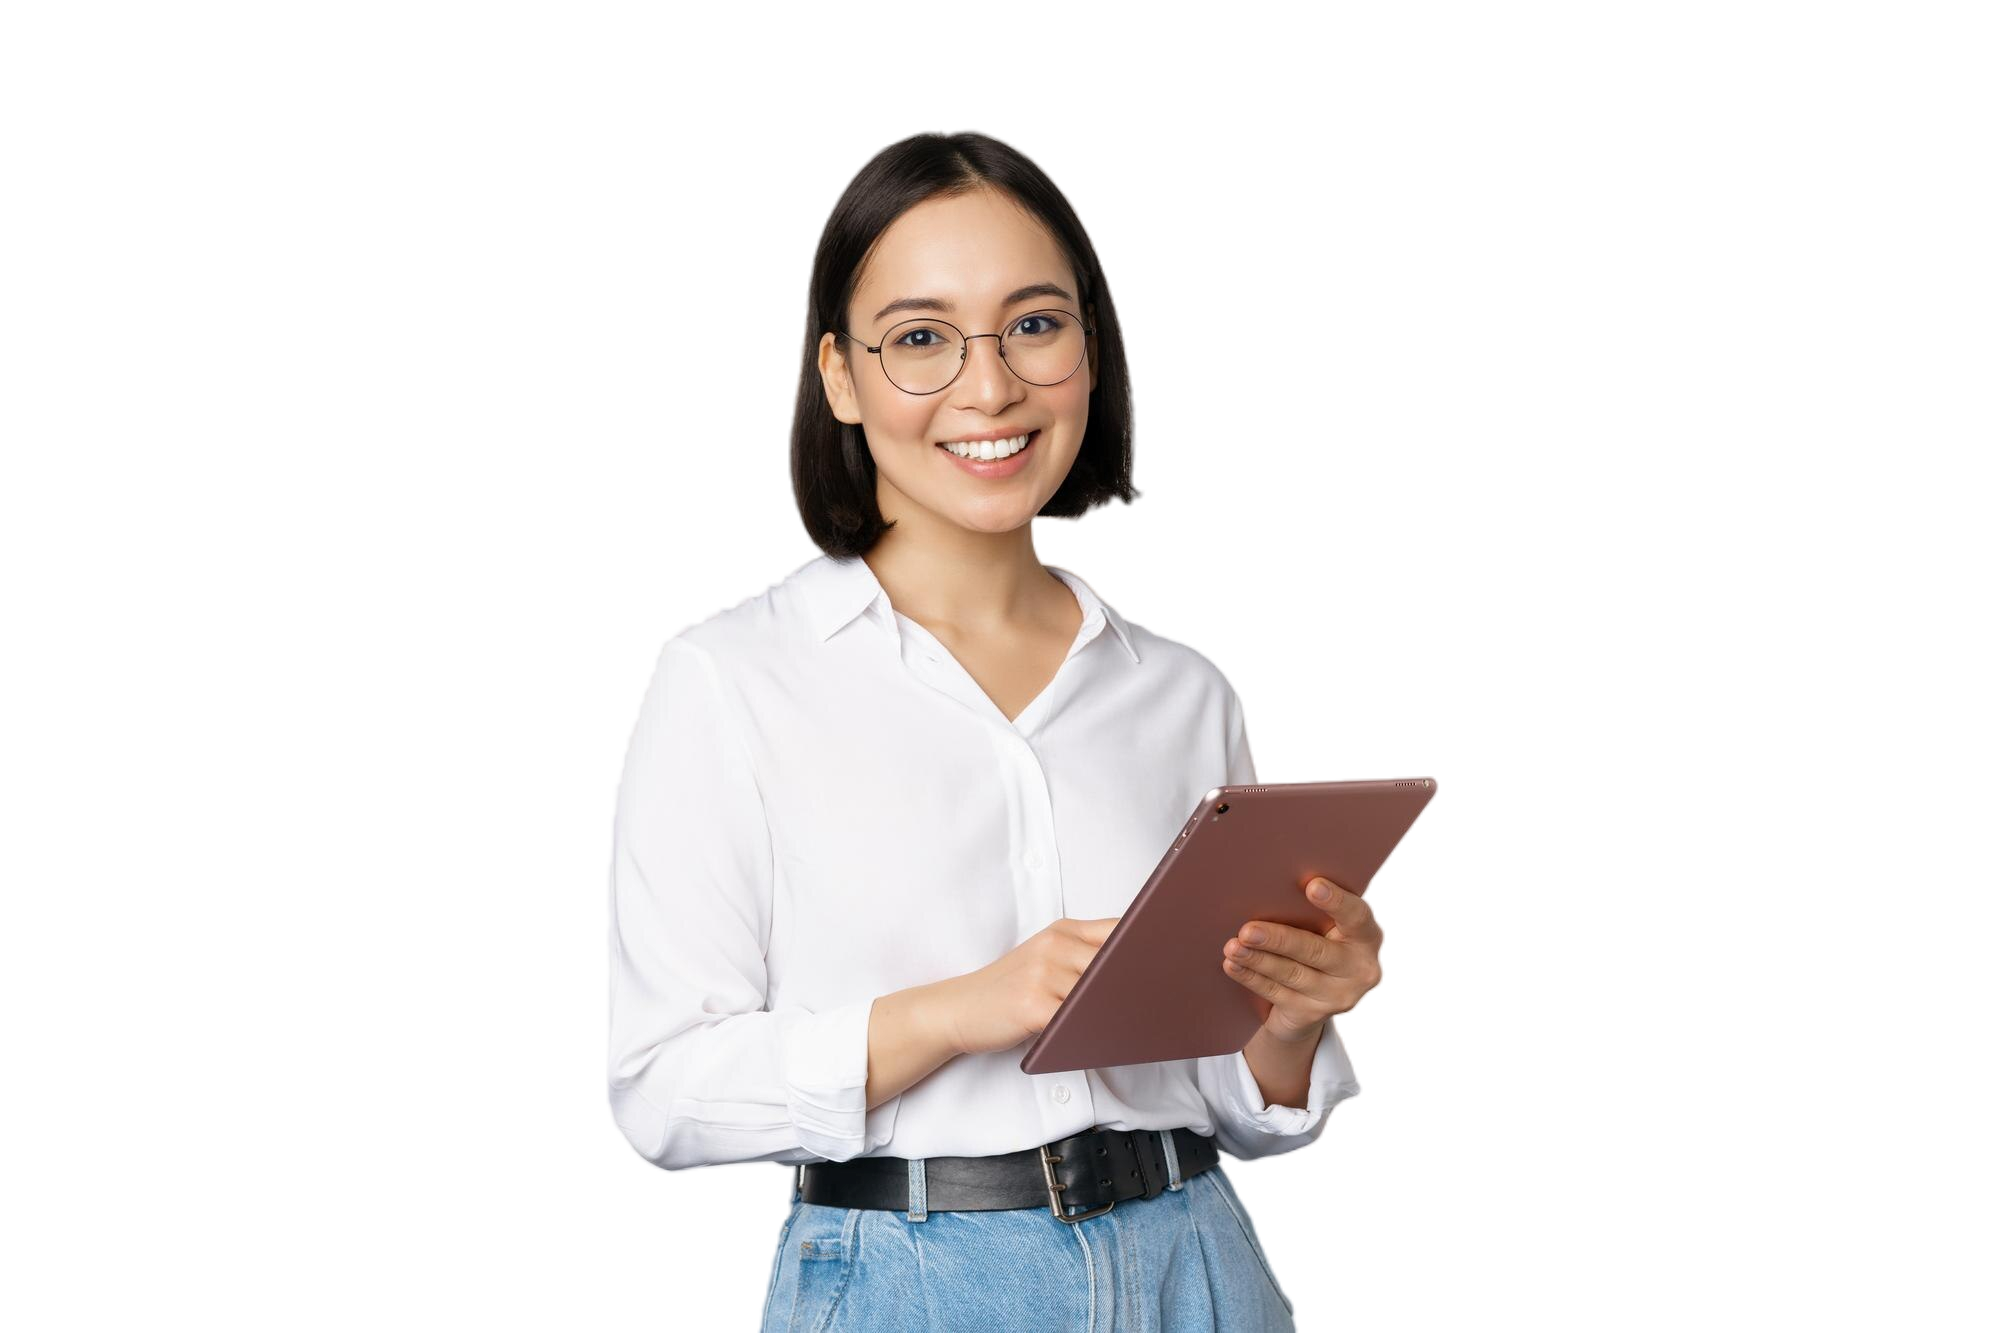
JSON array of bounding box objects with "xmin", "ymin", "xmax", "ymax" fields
[{"xmin": 939, "ymin": 917, "xmax": 1121, "ymax": 1056}]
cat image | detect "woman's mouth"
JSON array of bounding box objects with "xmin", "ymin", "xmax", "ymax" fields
[{"xmin": 935, "ymin": 429, "xmax": 1039, "ymax": 478}]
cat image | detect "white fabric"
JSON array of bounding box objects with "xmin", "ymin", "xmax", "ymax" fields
[{"xmin": 608, "ymin": 552, "xmax": 1360, "ymax": 1171}]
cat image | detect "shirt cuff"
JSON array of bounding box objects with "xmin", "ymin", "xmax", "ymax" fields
[
  {"xmin": 779, "ymin": 995, "xmax": 885, "ymax": 1161},
  {"xmin": 1213, "ymin": 1021, "xmax": 1361, "ymax": 1140}
]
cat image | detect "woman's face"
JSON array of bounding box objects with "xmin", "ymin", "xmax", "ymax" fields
[{"xmin": 818, "ymin": 186, "xmax": 1096, "ymax": 538}]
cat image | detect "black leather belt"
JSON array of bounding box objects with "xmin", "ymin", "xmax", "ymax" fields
[{"xmin": 793, "ymin": 1125, "xmax": 1219, "ymax": 1223}]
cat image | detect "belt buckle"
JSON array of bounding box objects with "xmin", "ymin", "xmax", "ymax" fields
[{"xmin": 1039, "ymin": 1142, "xmax": 1115, "ymax": 1224}]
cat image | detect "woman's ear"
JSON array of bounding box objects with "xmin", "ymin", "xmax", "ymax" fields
[{"xmin": 818, "ymin": 331, "xmax": 862, "ymax": 425}]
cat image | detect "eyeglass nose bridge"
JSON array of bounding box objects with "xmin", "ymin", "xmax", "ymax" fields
[{"xmin": 953, "ymin": 330, "xmax": 1012, "ymax": 377}]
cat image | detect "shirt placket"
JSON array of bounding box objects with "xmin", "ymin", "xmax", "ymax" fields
[{"xmin": 890, "ymin": 601, "xmax": 1109, "ymax": 1138}]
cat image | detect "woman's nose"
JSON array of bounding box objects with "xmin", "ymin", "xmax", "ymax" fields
[{"xmin": 956, "ymin": 334, "xmax": 1022, "ymax": 407}]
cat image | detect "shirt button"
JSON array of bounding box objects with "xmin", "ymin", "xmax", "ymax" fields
[
  {"xmin": 1053, "ymin": 1085, "xmax": 1071, "ymax": 1104},
  {"xmin": 1024, "ymin": 850, "xmax": 1043, "ymax": 871}
]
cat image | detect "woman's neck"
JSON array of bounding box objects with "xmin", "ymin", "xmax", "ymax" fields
[{"xmin": 861, "ymin": 533, "xmax": 1066, "ymax": 638}]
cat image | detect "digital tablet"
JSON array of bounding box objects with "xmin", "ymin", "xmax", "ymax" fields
[{"xmin": 1019, "ymin": 778, "xmax": 1438, "ymax": 1075}]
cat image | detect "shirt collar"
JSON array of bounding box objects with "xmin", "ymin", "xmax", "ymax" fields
[
  {"xmin": 1047, "ymin": 563, "xmax": 1141, "ymax": 665},
  {"xmin": 800, "ymin": 554, "xmax": 1141, "ymax": 665},
  {"xmin": 799, "ymin": 553, "xmax": 889, "ymax": 643}
]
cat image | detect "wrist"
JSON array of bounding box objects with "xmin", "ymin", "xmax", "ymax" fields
[
  {"xmin": 1242, "ymin": 1019, "xmax": 1324, "ymax": 1111},
  {"xmin": 1256, "ymin": 1013, "xmax": 1328, "ymax": 1048},
  {"xmin": 919, "ymin": 977, "xmax": 969, "ymax": 1057}
]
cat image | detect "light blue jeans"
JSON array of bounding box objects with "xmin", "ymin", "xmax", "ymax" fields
[{"xmin": 759, "ymin": 1142, "xmax": 1296, "ymax": 1332}]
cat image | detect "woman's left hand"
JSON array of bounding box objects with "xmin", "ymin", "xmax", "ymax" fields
[{"xmin": 1221, "ymin": 876, "xmax": 1384, "ymax": 1044}]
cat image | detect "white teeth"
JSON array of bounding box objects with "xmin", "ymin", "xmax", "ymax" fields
[{"xmin": 942, "ymin": 432, "xmax": 1032, "ymax": 459}]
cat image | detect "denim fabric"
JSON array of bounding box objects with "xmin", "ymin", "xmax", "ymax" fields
[
  {"xmin": 759, "ymin": 1158, "xmax": 1296, "ymax": 1331},
  {"xmin": 724, "ymin": 1160, "xmax": 1344, "ymax": 1328}
]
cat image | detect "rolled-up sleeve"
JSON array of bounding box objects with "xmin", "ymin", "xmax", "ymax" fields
[
  {"xmin": 1195, "ymin": 1019, "xmax": 1361, "ymax": 1160},
  {"xmin": 607, "ymin": 636, "xmax": 896, "ymax": 1170},
  {"xmin": 1193, "ymin": 678, "xmax": 1362, "ymax": 1160}
]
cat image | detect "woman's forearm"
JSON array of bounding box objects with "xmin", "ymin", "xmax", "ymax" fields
[{"xmin": 864, "ymin": 978, "xmax": 965, "ymax": 1109}]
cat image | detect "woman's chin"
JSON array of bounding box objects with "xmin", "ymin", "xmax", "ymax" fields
[
  {"xmin": 927, "ymin": 493, "xmax": 1037, "ymax": 531},
  {"xmin": 925, "ymin": 492, "xmax": 1048, "ymax": 535},
  {"xmin": 880, "ymin": 474, "xmax": 1064, "ymax": 536}
]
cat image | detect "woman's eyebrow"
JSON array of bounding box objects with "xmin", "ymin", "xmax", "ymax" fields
[{"xmin": 872, "ymin": 282, "xmax": 1075, "ymax": 322}]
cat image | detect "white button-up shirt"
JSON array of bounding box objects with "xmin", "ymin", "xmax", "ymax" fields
[{"xmin": 607, "ymin": 552, "xmax": 1360, "ymax": 1173}]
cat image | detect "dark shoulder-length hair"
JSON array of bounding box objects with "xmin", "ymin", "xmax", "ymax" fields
[{"xmin": 792, "ymin": 131, "xmax": 1140, "ymax": 558}]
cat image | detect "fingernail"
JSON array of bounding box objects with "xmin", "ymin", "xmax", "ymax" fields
[
  {"xmin": 1242, "ymin": 926, "xmax": 1265, "ymax": 944},
  {"xmin": 1310, "ymin": 881, "xmax": 1332, "ymax": 901}
]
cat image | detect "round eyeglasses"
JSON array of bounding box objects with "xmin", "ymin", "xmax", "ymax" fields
[{"xmin": 836, "ymin": 308, "xmax": 1095, "ymax": 396}]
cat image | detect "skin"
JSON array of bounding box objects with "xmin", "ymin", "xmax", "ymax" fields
[{"xmin": 819, "ymin": 185, "xmax": 1385, "ymax": 1115}]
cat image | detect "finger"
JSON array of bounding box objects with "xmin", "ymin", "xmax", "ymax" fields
[
  {"xmin": 1254, "ymin": 913, "xmax": 1381, "ymax": 977},
  {"xmin": 1071, "ymin": 923, "xmax": 1125, "ymax": 969},
  {"xmin": 1072, "ymin": 916, "xmax": 1120, "ymax": 942},
  {"xmin": 1235, "ymin": 920, "xmax": 1339, "ymax": 974},
  {"xmin": 1306, "ymin": 877, "xmax": 1379, "ymax": 943},
  {"xmin": 1223, "ymin": 935, "xmax": 1335, "ymax": 999},
  {"xmin": 1221, "ymin": 948, "xmax": 1326, "ymax": 1016}
]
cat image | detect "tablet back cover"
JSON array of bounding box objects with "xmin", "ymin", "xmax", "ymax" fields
[
  {"xmin": 1264, "ymin": 732, "xmax": 1488, "ymax": 908},
  {"xmin": 1019, "ymin": 778, "xmax": 1436, "ymax": 1075}
]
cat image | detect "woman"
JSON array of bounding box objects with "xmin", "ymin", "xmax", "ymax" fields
[{"xmin": 608, "ymin": 132, "xmax": 1385, "ymax": 1331}]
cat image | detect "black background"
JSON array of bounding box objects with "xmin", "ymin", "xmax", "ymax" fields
[{"xmin": 556, "ymin": 80, "xmax": 1552, "ymax": 1320}]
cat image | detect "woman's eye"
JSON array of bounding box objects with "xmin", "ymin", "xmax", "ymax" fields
[
  {"xmin": 1013, "ymin": 313, "xmax": 1064, "ymax": 337},
  {"xmin": 896, "ymin": 329, "xmax": 939, "ymax": 348}
]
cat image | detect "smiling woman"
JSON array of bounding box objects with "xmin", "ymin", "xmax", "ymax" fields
[
  {"xmin": 793, "ymin": 139, "xmax": 1139, "ymax": 558},
  {"xmin": 608, "ymin": 131, "xmax": 1368, "ymax": 1332}
]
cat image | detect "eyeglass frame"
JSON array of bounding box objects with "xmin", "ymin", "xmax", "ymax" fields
[{"xmin": 834, "ymin": 308, "xmax": 1097, "ymax": 397}]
